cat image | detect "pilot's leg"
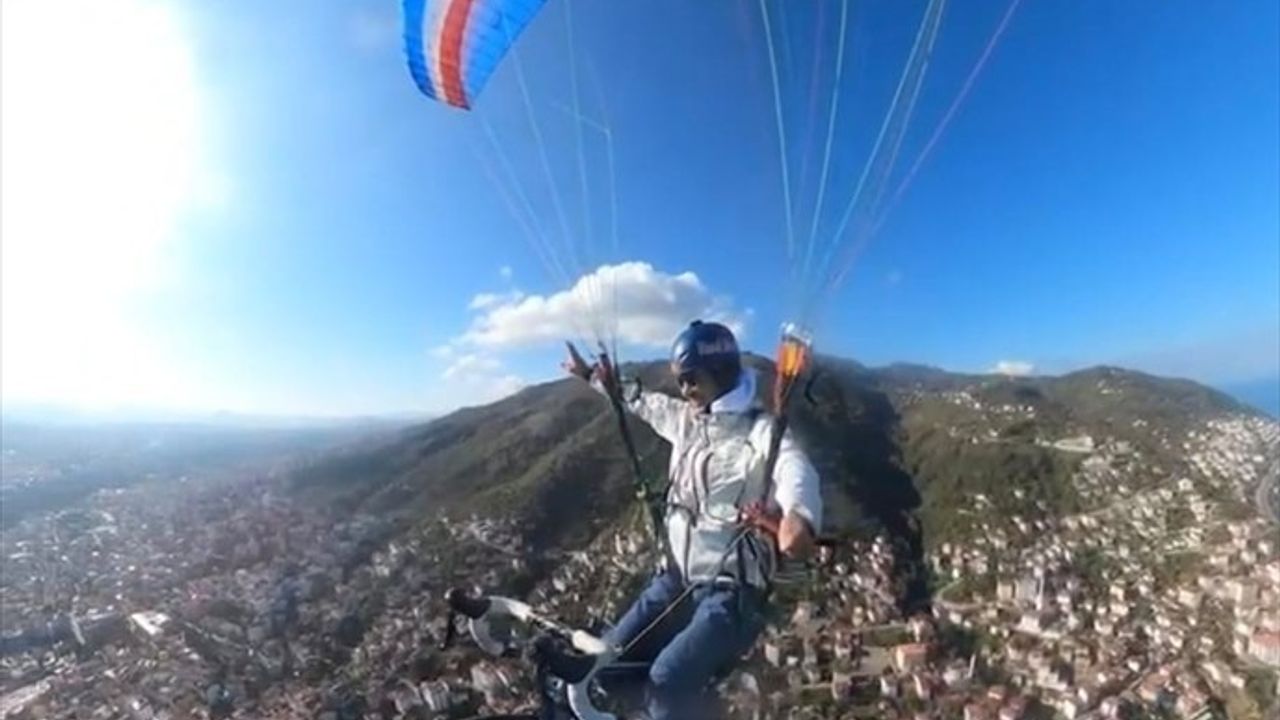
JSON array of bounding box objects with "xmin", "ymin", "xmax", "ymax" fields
[{"xmin": 645, "ymin": 584, "xmax": 766, "ymax": 720}]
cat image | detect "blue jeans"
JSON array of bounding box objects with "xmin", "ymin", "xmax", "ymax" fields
[{"xmin": 604, "ymin": 570, "xmax": 767, "ymax": 720}]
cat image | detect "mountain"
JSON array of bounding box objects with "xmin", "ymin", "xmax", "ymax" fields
[
  {"xmin": 287, "ymin": 354, "xmax": 928, "ymax": 546},
  {"xmin": 287, "ymin": 355, "xmax": 1264, "ymax": 611}
]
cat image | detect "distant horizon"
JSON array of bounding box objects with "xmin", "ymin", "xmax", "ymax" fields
[
  {"xmin": 1221, "ymin": 376, "xmax": 1280, "ymax": 419},
  {"xmin": 5, "ymin": 357, "xmax": 1275, "ymax": 426}
]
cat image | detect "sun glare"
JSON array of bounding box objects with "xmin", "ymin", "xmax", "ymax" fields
[{"xmin": 2, "ymin": 0, "xmax": 209, "ymax": 409}]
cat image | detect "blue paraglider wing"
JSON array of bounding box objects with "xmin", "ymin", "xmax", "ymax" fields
[{"xmin": 403, "ymin": 0, "xmax": 548, "ymax": 109}]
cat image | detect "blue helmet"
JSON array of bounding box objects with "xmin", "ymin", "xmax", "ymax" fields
[{"xmin": 671, "ymin": 320, "xmax": 741, "ymax": 391}]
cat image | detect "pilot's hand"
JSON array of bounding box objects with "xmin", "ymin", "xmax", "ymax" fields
[
  {"xmin": 740, "ymin": 500, "xmax": 782, "ymax": 536},
  {"xmin": 561, "ymin": 342, "xmax": 594, "ymax": 381}
]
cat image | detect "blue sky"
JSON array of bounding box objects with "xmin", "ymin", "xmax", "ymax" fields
[{"xmin": 2, "ymin": 0, "xmax": 1277, "ymax": 417}]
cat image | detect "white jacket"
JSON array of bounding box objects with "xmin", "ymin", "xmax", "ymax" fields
[{"xmin": 603, "ymin": 369, "xmax": 822, "ymax": 587}]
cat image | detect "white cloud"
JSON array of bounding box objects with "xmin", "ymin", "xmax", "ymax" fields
[
  {"xmin": 990, "ymin": 360, "xmax": 1036, "ymax": 377},
  {"xmin": 437, "ymin": 353, "xmax": 525, "ymax": 407},
  {"xmin": 482, "ymin": 374, "xmax": 526, "ymax": 400},
  {"xmin": 499, "ymin": 265, "xmax": 514, "ymax": 281},
  {"xmin": 460, "ymin": 262, "xmax": 748, "ymax": 349},
  {"xmin": 423, "ymin": 262, "xmax": 745, "ymax": 414},
  {"xmin": 1, "ymin": 0, "xmax": 217, "ymax": 410},
  {"xmin": 469, "ymin": 290, "xmax": 525, "ymax": 311},
  {"xmin": 442, "ymin": 353, "xmax": 501, "ymax": 380}
]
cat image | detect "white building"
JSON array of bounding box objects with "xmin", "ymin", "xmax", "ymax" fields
[{"xmin": 1250, "ymin": 631, "xmax": 1280, "ymax": 667}]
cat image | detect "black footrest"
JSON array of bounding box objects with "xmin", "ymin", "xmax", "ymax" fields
[
  {"xmin": 445, "ymin": 587, "xmax": 490, "ymax": 619},
  {"xmin": 533, "ymin": 635, "xmax": 597, "ymax": 684}
]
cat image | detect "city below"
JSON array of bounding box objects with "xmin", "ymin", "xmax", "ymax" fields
[{"xmin": 1, "ymin": 404, "xmax": 1277, "ymax": 720}]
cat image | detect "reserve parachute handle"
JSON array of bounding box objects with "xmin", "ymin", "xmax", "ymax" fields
[
  {"xmin": 775, "ymin": 323, "xmax": 813, "ymax": 408},
  {"xmin": 762, "ymin": 322, "xmax": 815, "ymax": 496}
]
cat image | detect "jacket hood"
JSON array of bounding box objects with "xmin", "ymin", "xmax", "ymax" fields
[{"xmin": 708, "ymin": 366, "xmax": 759, "ymax": 415}]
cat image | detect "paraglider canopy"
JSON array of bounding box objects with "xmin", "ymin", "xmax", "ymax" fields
[{"xmin": 403, "ymin": 0, "xmax": 548, "ymax": 109}]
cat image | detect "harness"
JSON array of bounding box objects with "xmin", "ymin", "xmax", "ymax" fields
[
  {"xmin": 663, "ymin": 407, "xmax": 775, "ymax": 589},
  {"xmin": 606, "ymin": 326, "xmax": 816, "ymax": 658}
]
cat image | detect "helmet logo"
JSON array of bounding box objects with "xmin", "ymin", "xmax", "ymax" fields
[{"xmin": 695, "ymin": 338, "xmax": 737, "ymax": 356}]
